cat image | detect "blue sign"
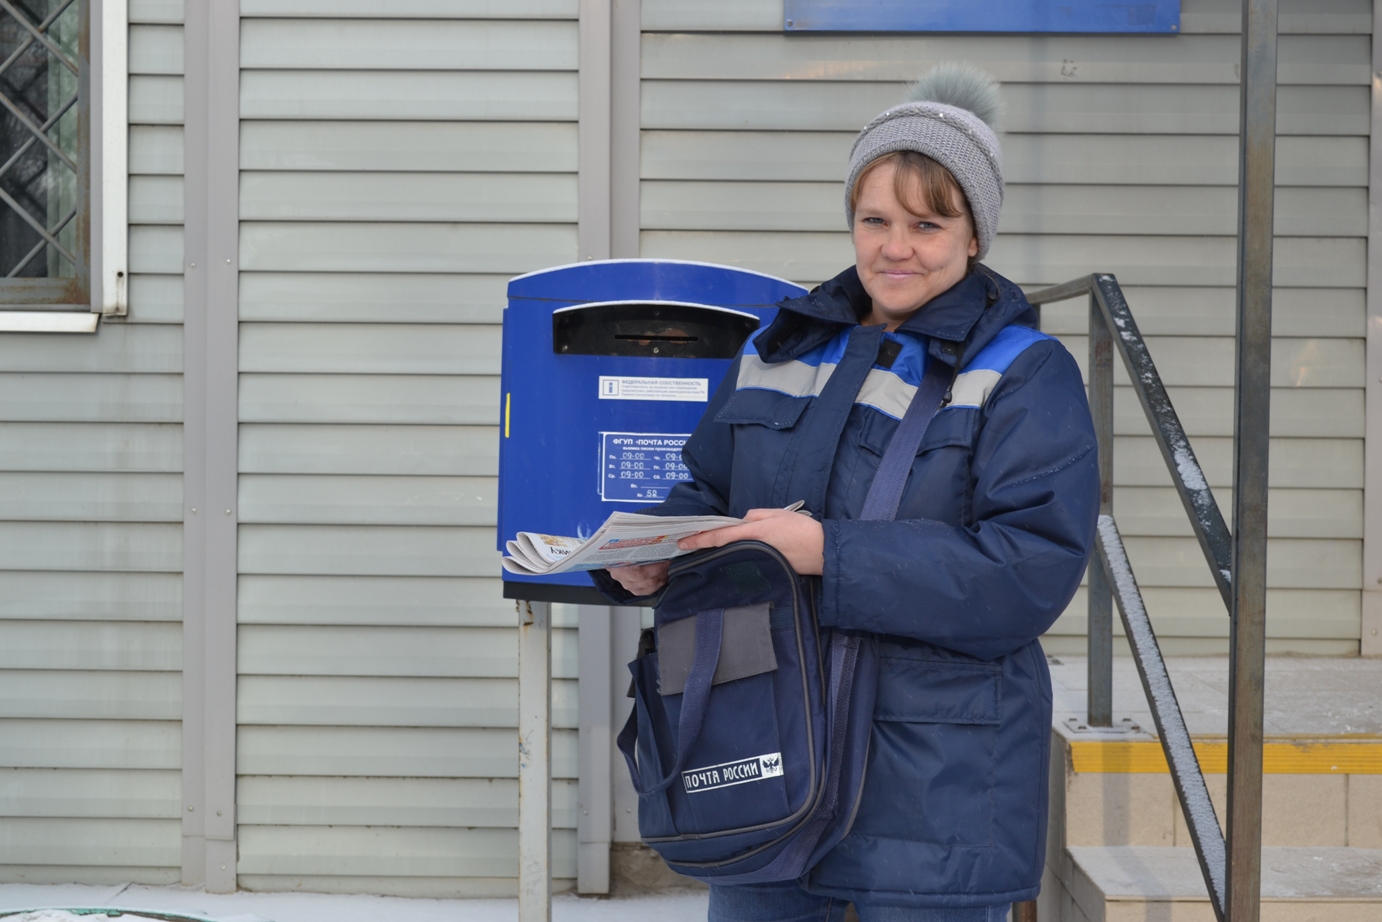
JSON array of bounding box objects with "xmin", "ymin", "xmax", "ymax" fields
[{"xmin": 784, "ymin": 1, "xmax": 1180, "ymax": 33}]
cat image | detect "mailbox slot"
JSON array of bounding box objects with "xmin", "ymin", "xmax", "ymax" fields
[{"xmin": 553, "ymin": 301, "xmax": 760, "ymax": 359}]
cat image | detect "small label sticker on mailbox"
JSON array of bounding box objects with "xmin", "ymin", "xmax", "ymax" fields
[
  {"xmin": 600, "ymin": 432, "xmax": 693, "ymax": 503},
  {"xmin": 598, "ymin": 376, "xmax": 709, "ymax": 402}
]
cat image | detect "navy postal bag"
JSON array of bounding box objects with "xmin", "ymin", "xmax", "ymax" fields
[{"xmin": 616, "ymin": 330, "xmax": 955, "ymax": 884}]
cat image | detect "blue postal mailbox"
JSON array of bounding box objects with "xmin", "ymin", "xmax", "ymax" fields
[{"xmin": 499, "ymin": 259, "xmax": 806, "ymax": 603}]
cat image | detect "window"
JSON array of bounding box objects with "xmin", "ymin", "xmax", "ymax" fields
[
  {"xmin": 0, "ymin": 0, "xmax": 89, "ymax": 307},
  {"xmin": 1, "ymin": 0, "xmax": 122, "ymax": 327}
]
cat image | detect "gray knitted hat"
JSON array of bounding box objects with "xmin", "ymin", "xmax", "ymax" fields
[{"xmin": 845, "ymin": 63, "xmax": 1005, "ymax": 259}]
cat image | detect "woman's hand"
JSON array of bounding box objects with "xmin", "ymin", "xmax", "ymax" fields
[
  {"xmin": 608, "ymin": 508, "xmax": 824, "ymax": 593},
  {"xmin": 678, "ymin": 508, "xmax": 825, "ymax": 575},
  {"xmin": 606, "ymin": 561, "xmax": 670, "ymax": 597}
]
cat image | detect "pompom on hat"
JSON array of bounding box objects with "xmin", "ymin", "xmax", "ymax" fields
[{"xmin": 845, "ymin": 63, "xmax": 1005, "ymax": 259}]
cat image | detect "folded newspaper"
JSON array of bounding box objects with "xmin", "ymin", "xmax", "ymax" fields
[{"xmin": 502, "ymin": 511, "xmax": 744, "ymax": 576}]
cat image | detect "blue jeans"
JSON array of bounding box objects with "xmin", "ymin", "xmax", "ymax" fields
[{"xmin": 708, "ymin": 881, "xmax": 1010, "ymax": 922}]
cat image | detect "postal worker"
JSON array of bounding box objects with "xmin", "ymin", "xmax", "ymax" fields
[{"xmin": 599, "ymin": 64, "xmax": 1100, "ymax": 922}]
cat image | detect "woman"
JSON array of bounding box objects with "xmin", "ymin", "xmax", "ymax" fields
[{"xmin": 598, "ymin": 65, "xmax": 1099, "ymax": 921}]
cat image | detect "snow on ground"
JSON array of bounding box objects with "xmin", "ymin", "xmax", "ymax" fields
[
  {"xmin": 0, "ymin": 884, "xmax": 710, "ymax": 922},
  {"xmin": 4, "ymin": 914, "xmax": 185, "ymax": 922}
]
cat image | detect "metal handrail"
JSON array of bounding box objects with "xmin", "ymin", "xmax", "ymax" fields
[
  {"xmin": 1030, "ymin": 275, "xmax": 1233, "ymax": 604},
  {"xmin": 1026, "ymin": 273, "xmax": 1231, "ymax": 921}
]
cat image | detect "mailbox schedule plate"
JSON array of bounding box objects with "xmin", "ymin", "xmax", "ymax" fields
[
  {"xmin": 599, "ymin": 432, "xmax": 693, "ymax": 503},
  {"xmin": 499, "ymin": 260, "xmax": 807, "ymax": 599}
]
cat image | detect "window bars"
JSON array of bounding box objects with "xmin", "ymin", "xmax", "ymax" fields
[{"xmin": 0, "ymin": 0, "xmax": 89, "ymax": 305}]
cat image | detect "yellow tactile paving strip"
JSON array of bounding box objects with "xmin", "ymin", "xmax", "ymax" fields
[{"xmin": 1069, "ymin": 739, "xmax": 1382, "ymax": 774}]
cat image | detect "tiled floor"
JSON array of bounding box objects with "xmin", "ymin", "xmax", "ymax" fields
[
  {"xmin": 1048, "ymin": 654, "xmax": 1382, "ymax": 737},
  {"xmin": 1068, "ymin": 845, "xmax": 1382, "ymax": 901}
]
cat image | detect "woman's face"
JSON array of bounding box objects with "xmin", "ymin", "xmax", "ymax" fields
[{"xmin": 852, "ymin": 160, "xmax": 980, "ymax": 331}]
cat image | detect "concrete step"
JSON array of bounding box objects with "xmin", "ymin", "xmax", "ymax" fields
[
  {"xmin": 1047, "ymin": 723, "xmax": 1382, "ymax": 849},
  {"xmin": 1056, "ymin": 845, "xmax": 1382, "ymax": 922},
  {"xmin": 1040, "ymin": 657, "xmax": 1382, "ymax": 919},
  {"xmin": 1044, "ymin": 656, "xmax": 1382, "ymax": 850}
]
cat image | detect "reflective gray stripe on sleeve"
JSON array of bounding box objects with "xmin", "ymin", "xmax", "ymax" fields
[
  {"xmin": 738, "ymin": 357, "xmax": 916, "ymax": 418},
  {"xmin": 948, "ymin": 368, "xmax": 1003, "ymax": 409},
  {"xmin": 738, "ymin": 357, "xmax": 1005, "ymax": 415},
  {"xmin": 855, "ymin": 368, "xmax": 917, "ymax": 420}
]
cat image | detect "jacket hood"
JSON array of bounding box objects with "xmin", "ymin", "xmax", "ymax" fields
[{"xmin": 754, "ymin": 264, "xmax": 1038, "ymax": 369}]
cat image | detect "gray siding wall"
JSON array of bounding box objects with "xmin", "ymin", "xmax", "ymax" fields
[
  {"xmin": 1, "ymin": 0, "xmax": 1372, "ymax": 895},
  {"xmin": 639, "ymin": 0, "xmax": 1370, "ymax": 655},
  {"xmin": 0, "ymin": 0, "xmax": 187, "ymax": 883},
  {"xmin": 233, "ymin": 0, "xmax": 578, "ymax": 897}
]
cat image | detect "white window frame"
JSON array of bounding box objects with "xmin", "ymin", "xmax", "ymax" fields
[
  {"xmin": 0, "ymin": 0, "xmax": 124, "ymax": 333},
  {"xmin": 92, "ymin": 0, "xmax": 128, "ymax": 317}
]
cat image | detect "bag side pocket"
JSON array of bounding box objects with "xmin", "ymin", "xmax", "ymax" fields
[
  {"xmin": 656, "ymin": 605, "xmax": 792, "ymax": 837},
  {"xmin": 656, "ymin": 602, "xmax": 778, "ymax": 695},
  {"xmin": 623, "ymin": 639, "xmax": 677, "ymax": 839}
]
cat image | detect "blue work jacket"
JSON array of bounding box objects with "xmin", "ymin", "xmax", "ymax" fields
[{"xmin": 595, "ymin": 265, "xmax": 1099, "ymax": 906}]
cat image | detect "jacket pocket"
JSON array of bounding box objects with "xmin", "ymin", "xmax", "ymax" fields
[
  {"xmin": 850, "ymin": 656, "xmax": 1000, "ymax": 848},
  {"xmin": 715, "ymin": 388, "xmax": 809, "ymax": 430},
  {"xmin": 873, "ymin": 657, "xmax": 1001, "ymax": 725},
  {"xmin": 853, "ymin": 409, "xmax": 975, "ymax": 523},
  {"xmin": 857, "ymin": 404, "xmax": 974, "ymax": 457}
]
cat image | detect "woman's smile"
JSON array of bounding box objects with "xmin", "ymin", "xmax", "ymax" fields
[{"xmin": 852, "ymin": 159, "xmax": 980, "ymax": 331}]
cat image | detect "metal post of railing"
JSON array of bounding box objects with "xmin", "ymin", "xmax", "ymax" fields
[
  {"xmin": 1087, "ymin": 289, "xmax": 1115, "ymax": 727},
  {"xmin": 1028, "ymin": 271, "xmax": 1236, "ymax": 920},
  {"xmin": 1227, "ymin": 1, "xmax": 1277, "ymax": 920},
  {"xmin": 518, "ymin": 600, "xmax": 552, "ymax": 922}
]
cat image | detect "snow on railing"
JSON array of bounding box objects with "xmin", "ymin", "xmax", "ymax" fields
[
  {"xmin": 1096, "ymin": 514, "xmax": 1228, "ymax": 915},
  {"xmin": 1026, "ymin": 273, "xmax": 1232, "ymax": 922}
]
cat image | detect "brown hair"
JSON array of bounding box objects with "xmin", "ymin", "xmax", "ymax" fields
[{"xmin": 849, "ymin": 150, "xmax": 969, "ymax": 224}]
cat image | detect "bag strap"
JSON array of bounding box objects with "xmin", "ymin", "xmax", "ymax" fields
[
  {"xmin": 773, "ymin": 324, "xmax": 885, "ymax": 512},
  {"xmin": 857, "ymin": 353, "xmax": 956, "ymax": 522},
  {"xmin": 616, "ymin": 607, "xmax": 724, "ymax": 795}
]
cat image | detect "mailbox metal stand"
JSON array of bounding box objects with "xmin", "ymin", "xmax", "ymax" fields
[
  {"xmin": 518, "ymin": 600, "xmax": 552, "ymax": 922},
  {"xmin": 498, "ymin": 261, "xmax": 806, "ymax": 920}
]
